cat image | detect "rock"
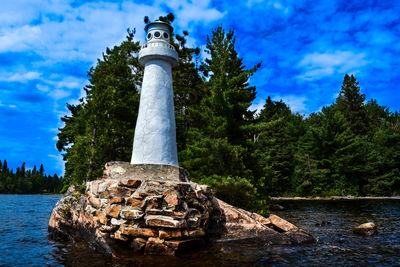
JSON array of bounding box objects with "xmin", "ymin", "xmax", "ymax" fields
[
  {"xmin": 85, "ymin": 204, "xmax": 97, "ymax": 214},
  {"xmin": 105, "ymin": 205, "xmax": 121, "ymax": 218},
  {"xmin": 126, "ymin": 198, "xmax": 144, "ymax": 208},
  {"xmin": 159, "ymin": 229, "xmax": 182, "ymax": 239},
  {"xmin": 188, "ymin": 229, "xmax": 206, "ymax": 238},
  {"xmin": 114, "ymin": 231, "xmax": 128, "ymax": 242},
  {"xmin": 119, "ymin": 179, "xmax": 142, "ymax": 188},
  {"xmin": 353, "ymin": 222, "xmax": 377, "ymax": 236},
  {"xmin": 143, "ymin": 196, "xmax": 162, "ymax": 210},
  {"xmin": 146, "ymin": 208, "xmax": 186, "ymax": 219},
  {"xmin": 99, "ymin": 225, "xmax": 118, "ymax": 232},
  {"xmin": 145, "ymin": 237, "xmax": 175, "ymax": 256},
  {"xmin": 88, "ymin": 197, "xmax": 101, "ymax": 208},
  {"xmin": 145, "ymin": 215, "xmax": 187, "ymax": 228},
  {"xmin": 96, "ymin": 211, "xmax": 107, "ymax": 225},
  {"xmin": 110, "ymin": 218, "xmax": 126, "ymax": 226},
  {"xmin": 90, "ymin": 181, "xmax": 99, "ymax": 195},
  {"xmin": 268, "ymin": 214, "xmax": 298, "ymax": 232},
  {"xmin": 107, "ymin": 187, "xmax": 132, "ymax": 198},
  {"xmin": 131, "ymin": 237, "xmax": 147, "ymax": 252},
  {"xmin": 119, "ymin": 226, "xmax": 158, "ymax": 237},
  {"xmin": 165, "ymin": 194, "xmax": 179, "ymax": 206},
  {"xmin": 110, "ymin": 197, "xmax": 123, "ymax": 204},
  {"xmin": 120, "ymin": 208, "xmax": 144, "ymax": 220},
  {"xmin": 99, "ymin": 191, "xmax": 111, "ymax": 199},
  {"xmin": 48, "ymin": 161, "xmax": 314, "ymax": 257}
]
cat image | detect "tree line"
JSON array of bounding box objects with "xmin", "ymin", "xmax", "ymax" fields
[
  {"xmin": 0, "ymin": 160, "xmax": 64, "ymax": 194},
  {"xmin": 56, "ymin": 14, "xmax": 400, "ymax": 211}
]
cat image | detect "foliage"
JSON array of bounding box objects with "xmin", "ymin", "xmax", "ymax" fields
[
  {"xmin": 61, "ymin": 206, "xmax": 72, "ymax": 220},
  {"xmin": 57, "ymin": 29, "xmax": 142, "ymax": 185},
  {"xmin": 0, "ymin": 160, "xmax": 64, "ymax": 194},
  {"xmin": 198, "ymin": 175, "xmax": 267, "ymax": 214},
  {"xmin": 180, "ymin": 26, "xmax": 259, "ymax": 181}
]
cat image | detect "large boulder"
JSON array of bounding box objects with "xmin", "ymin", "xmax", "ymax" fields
[
  {"xmin": 49, "ymin": 161, "xmax": 314, "ymax": 256},
  {"xmin": 353, "ymin": 222, "xmax": 377, "ymax": 236}
]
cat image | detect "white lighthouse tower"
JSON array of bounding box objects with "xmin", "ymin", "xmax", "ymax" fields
[{"xmin": 130, "ymin": 21, "xmax": 179, "ymax": 166}]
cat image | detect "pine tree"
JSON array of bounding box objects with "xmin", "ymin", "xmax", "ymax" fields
[
  {"xmin": 252, "ymin": 97, "xmax": 301, "ymax": 196},
  {"xmin": 294, "ymin": 107, "xmax": 365, "ymax": 196},
  {"xmin": 57, "ymin": 30, "xmax": 142, "ymax": 184},
  {"xmin": 367, "ymin": 112, "xmax": 400, "ymax": 195},
  {"xmin": 335, "ymin": 74, "xmax": 368, "ymax": 135},
  {"xmin": 39, "ymin": 164, "xmax": 44, "ymax": 176},
  {"xmin": 180, "ymin": 26, "xmax": 259, "ymax": 180}
]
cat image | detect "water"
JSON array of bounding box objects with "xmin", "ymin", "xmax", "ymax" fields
[{"xmin": 0, "ymin": 195, "xmax": 399, "ymax": 266}]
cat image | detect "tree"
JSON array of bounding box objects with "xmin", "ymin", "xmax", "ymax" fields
[
  {"xmin": 335, "ymin": 74, "xmax": 368, "ymax": 135},
  {"xmin": 294, "ymin": 107, "xmax": 366, "ymax": 196},
  {"xmin": 251, "ymin": 97, "xmax": 302, "ymax": 196},
  {"xmin": 180, "ymin": 26, "xmax": 259, "ymax": 180},
  {"xmin": 367, "ymin": 113, "xmax": 400, "ymax": 195},
  {"xmin": 57, "ymin": 30, "xmax": 142, "ymax": 185}
]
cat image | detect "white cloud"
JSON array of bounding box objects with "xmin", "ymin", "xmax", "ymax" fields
[
  {"xmin": 246, "ymin": 0, "xmax": 289, "ymax": 14},
  {"xmin": 273, "ymin": 95, "xmax": 308, "ymax": 114},
  {"xmin": 157, "ymin": 0, "xmax": 226, "ymax": 28},
  {"xmin": 37, "ymin": 84, "xmax": 50, "ymax": 92},
  {"xmin": 0, "ymin": 25, "xmax": 42, "ymax": 52},
  {"xmin": 250, "ymin": 95, "xmax": 309, "ymax": 114},
  {"xmin": 296, "ymin": 51, "xmax": 369, "ymax": 81},
  {"xmin": 0, "ymin": 71, "xmax": 41, "ymax": 82},
  {"xmin": 45, "ymin": 76, "xmax": 85, "ymax": 90},
  {"xmin": 249, "ymin": 99, "xmax": 265, "ymax": 114},
  {"xmin": 48, "ymin": 89, "xmax": 71, "ymax": 100}
]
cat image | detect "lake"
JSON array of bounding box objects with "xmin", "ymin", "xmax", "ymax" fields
[{"xmin": 0, "ymin": 195, "xmax": 399, "ymax": 266}]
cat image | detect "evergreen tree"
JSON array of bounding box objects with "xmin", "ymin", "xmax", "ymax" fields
[
  {"xmin": 252, "ymin": 97, "xmax": 302, "ymax": 196},
  {"xmin": 367, "ymin": 113, "xmax": 400, "ymax": 195},
  {"xmin": 335, "ymin": 74, "xmax": 368, "ymax": 135},
  {"xmin": 57, "ymin": 30, "xmax": 142, "ymax": 184},
  {"xmin": 39, "ymin": 164, "xmax": 44, "ymax": 176},
  {"xmin": 180, "ymin": 26, "xmax": 259, "ymax": 180},
  {"xmin": 294, "ymin": 107, "xmax": 365, "ymax": 196},
  {"xmin": 2, "ymin": 160, "xmax": 8, "ymax": 173},
  {"xmin": 0, "ymin": 161, "xmax": 63, "ymax": 194},
  {"xmin": 365, "ymin": 99, "xmax": 390, "ymax": 132}
]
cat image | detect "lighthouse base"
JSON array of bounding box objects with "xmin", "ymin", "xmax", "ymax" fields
[{"xmin": 48, "ymin": 162, "xmax": 314, "ymax": 256}]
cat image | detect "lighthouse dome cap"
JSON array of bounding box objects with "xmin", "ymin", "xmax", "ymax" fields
[{"xmin": 144, "ymin": 20, "xmax": 174, "ymax": 34}]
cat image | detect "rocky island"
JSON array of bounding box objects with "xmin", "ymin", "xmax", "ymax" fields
[{"xmin": 49, "ymin": 161, "xmax": 314, "ymax": 256}]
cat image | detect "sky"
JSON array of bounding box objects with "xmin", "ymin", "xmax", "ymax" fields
[{"xmin": 1, "ymin": 0, "xmax": 399, "ymax": 176}]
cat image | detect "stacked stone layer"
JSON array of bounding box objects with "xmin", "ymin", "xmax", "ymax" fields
[
  {"xmin": 50, "ymin": 168, "xmax": 213, "ymax": 255},
  {"xmin": 49, "ymin": 162, "xmax": 314, "ymax": 256}
]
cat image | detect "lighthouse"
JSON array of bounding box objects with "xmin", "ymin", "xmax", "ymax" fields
[{"xmin": 130, "ymin": 21, "xmax": 179, "ymax": 166}]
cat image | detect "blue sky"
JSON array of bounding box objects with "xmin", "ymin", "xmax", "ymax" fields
[{"xmin": 1, "ymin": 0, "xmax": 399, "ymax": 176}]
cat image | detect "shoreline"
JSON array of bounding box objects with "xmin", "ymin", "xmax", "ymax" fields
[{"xmin": 272, "ymin": 196, "xmax": 400, "ymax": 201}]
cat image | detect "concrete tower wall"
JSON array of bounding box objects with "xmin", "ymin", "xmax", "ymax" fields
[
  {"xmin": 131, "ymin": 59, "xmax": 178, "ymax": 166},
  {"xmin": 131, "ymin": 21, "xmax": 179, "ymax": 166}
]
